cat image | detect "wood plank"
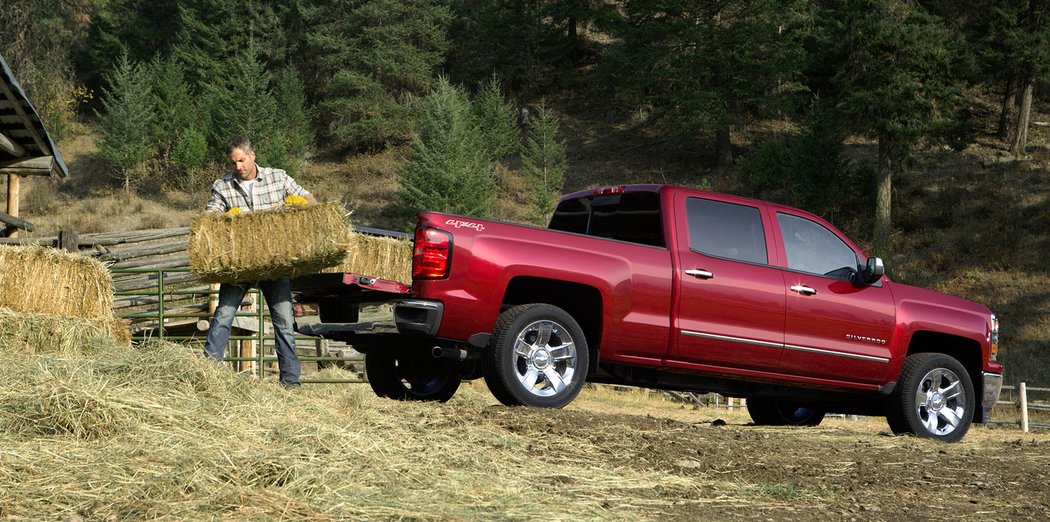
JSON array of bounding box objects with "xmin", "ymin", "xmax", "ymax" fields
[
  {"xmin": 98, "ymin": 240, "xmax": 188, "ymax": 262},
  {"xmin": 109, "ymin": 254, "xmax": 190, "ymax": 270},
  {"xmin": 0, "ymin": 211, "xmax": 32, "ymax": 232},
  {"xmin": 0, "ymin": 129, "xmax": 25, "ymax": 156},
  {"xmin": 0, "ymin": 155, "xmax": 53, "ymax": 176},
  {"xmin": 80, "ymin": 227, "xmax": 191, "ymax": 246}
]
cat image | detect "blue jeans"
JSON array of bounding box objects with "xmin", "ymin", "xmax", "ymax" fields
[{"xmin": 204, "ymin": 277, "xmax": 301, "ymax": 386}]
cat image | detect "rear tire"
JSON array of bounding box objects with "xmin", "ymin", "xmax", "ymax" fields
[
  {"xmin": 365, "ymin": 352, "xmax": 460, "ymax": 403},
  {"xmin": 483, "ymin": 304, "xmax": 589, "ymax": 408},
  {"xmin": 747, "ymin": 398, "xmax": 826, "ymax": 426},
  {"xmin": 887, "ymin": 353, "xmax": 974, "ymax": 442}
]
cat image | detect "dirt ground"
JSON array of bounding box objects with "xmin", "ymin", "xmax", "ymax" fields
[{"xmin": 455, "ymin": 385, "xmax": 1050, "ymax": 521}]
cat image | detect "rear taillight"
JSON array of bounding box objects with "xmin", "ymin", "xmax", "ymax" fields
[{"xmin": 413, "ymin": 226, "xmax": 452, "ymax": 279}]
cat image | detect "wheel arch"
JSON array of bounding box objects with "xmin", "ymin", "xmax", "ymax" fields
[
  {"xmin": 906, "ymin": 330, "xmax": 984, "ymax": 422},
  {"xmin": 502, "ymin": 276, "xmax": 603, "ymax": 373}
]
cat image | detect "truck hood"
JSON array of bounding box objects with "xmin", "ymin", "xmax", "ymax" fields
[{"xmin": 889, "ymin": 281, "xmax": 992, "ymax": 316}]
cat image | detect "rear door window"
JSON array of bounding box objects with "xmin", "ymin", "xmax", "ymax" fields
[{"xmin": 685, "ymin": 198, "xmax": 768, "ymax": 265}]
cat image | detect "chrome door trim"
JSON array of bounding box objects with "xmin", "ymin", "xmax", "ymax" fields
[{"xmin": 681, "ymin": 330, "xmax": 890, "ymax": 364}]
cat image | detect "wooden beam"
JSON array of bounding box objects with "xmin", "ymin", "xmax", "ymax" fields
[
  {"xmin": 0, "ymin": 155, "xmax": 54, "ymax": 176},
  {"xmin": 0, "ymin": 130, "xmax": 26, "ymax": 157},
  {"xmin": 0, "ymin": 78, "xmax": 48, "ymax": 152},
  {"xmin": 0, "ymin": 209, "xmax": 33, "ymax": 232}
]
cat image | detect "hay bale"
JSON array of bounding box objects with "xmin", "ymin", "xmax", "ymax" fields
[
  {"xmin": 0, "ymin": 245, "xmax": 114, "ymax": 320},
  {"xmin": 188, "ymin": 202, "xmax": 352, "ymax": 284},
  {"xmin": 0, "ymin": 307, "xmax": 124, "ymax": 355},
  {"xmin": 323, "ymin": 232, "xmax": 413, "ymax": 284}
]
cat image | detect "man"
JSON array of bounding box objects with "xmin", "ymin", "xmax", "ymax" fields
[{"xmin": 203, "ymin": 134, "xmax": 317, "ymax": 389}]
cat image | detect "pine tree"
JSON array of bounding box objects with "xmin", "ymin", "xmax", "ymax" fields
[
  {"xmin": 198, "ymin": 46, "xmax": 280, "ymax": 165},
  {"xmin": 521, "ymin": 101, "xmax": 567, "ymax": 224},
  {"xmin": 303, "ymin": 0, "xmax": 452, "ymax": 151},
  {"xmin": 605, "ymin": 0, "xmax": 812, "ymax": 169},
  {"xmin": 95, "ymin": 53, "xmax": 154, "ymax": 192},
  {"xmin": 273, "ymin": 67, "xmax": 315, "ymax": 174},
  {"xmin": 472, "ymin": 74, "xmax": 520, "ymax": 160},
  {"xmin": 824, "ymin": 0, "xmax": 966, "ymax": 257},
  {"xmin": 397, "ymin": 77, "xmax": 496, "ymax": 220}
]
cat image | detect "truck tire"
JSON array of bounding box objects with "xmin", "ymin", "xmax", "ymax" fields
[
  {"xmin": 483, "ymin": 304, "xmax": 589, "ymax": 408},
  {"xmin": 746, "ymin": 398, "xmax": 826, "ymax": 426},
  {"xmin": 365, "ymin": 352, "xmax": 460, "ymax": 403},
  {"xmin": 887, "ymin": 353, "xmax": 974, "ymax": 442}
]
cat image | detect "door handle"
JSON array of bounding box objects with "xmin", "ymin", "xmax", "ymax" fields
[
  {"xmin": 790, "ymin": 284, "xmax": 817, "ymax": 296},
  {"xmin": 685, "ymin": 269, "xmax": 715, "ymax": 279}
]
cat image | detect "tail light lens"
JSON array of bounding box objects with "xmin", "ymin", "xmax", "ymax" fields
[{"xmin": 413, "ymin": 226, "xmax": 452, "ymax": 279}]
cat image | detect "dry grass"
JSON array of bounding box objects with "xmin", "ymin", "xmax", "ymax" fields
[
  {"xmin": 0, "ymin": 245, "xmax": 113, "ymax": 319},
  {"xmin": 0, "ymin": 340, "xmax": 704, "ymax": 520},
  {"xmin": 188, "ymin": 202, "xmax": 352, "ymax": 284},
  {"xmin": 323, "ymin": 232, "xmax": 413, "ymax": 284}
]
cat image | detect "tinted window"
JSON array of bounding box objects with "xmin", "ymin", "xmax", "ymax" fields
[
  {"xmin": 549, "ymin": 192, "xmax": 664, "ymax": 247},
  {"xmin": 686, "ymin": 198, "xmax": 767, "ymax": 264},
  {"xmin": 778, "ymin": 213, "xmax": 859, "ymax": 278}
]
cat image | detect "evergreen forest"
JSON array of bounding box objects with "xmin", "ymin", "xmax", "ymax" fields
[{"xmin": 1, "ymin": 0, "xmax": 1049, "ymax": 384}]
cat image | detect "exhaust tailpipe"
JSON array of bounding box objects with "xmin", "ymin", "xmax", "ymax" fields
[{"xmin": 432, "ymin": 346, "xmax": 469, "ymax": 361}]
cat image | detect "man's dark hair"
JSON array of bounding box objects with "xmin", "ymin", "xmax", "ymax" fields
[{"xmin": 226, "ymin": 134, "xmax": 253, "ymax": 155}]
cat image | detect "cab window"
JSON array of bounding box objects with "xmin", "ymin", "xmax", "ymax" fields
[
  {"xmin": 686, "ymin": 198, "xmax": 768, "ymax": 264},
  {"xmin": 777, "ymin": 213, "xmax": 859, "ymax": 279}
]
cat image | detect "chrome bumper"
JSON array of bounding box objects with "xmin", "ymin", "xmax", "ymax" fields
[{"xmin": 981, "ymin": 372, "xmax": 1004, "ymax": 423}]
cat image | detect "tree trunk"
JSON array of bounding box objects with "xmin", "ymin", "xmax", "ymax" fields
[
  {"xmin": 716, "ymin": 128, "xmax": 733, "ymax": 170},
  {"xmin": 1009, "ymin": 77, "xmax": 1034, "ymax": 156},
  {"xmin": 874, "ymin": 130, "xmax": 895, "ymax": 259},
  {"xmin": 997, "ymin": 76, "xmax": 1015, "ymax": 140}
]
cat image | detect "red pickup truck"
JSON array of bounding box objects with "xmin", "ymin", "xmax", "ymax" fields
[{"xmin": 295, "ymin": 184, "xmax": 1003, "ymax": 442}]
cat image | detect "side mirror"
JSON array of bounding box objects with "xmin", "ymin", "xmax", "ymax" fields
[{"xmin": 856, "ymin": 256, "xmax": 885, "ymax": 285}]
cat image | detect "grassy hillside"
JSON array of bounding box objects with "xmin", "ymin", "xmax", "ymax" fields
[{"xmin": 12, "ymin": 89, "xmax": 1049, "ymax": 386}]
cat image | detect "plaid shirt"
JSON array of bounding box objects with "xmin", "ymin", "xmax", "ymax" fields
[{"xmin": 205, "ymin": 165, "xmax": 312, "ymax": 213}]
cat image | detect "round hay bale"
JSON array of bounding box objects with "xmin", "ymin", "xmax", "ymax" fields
[
  {"xmin": 323, "ymin": 232, "xmax": 413, "ymax": 284},
  {"xmin": 0, "ymin": 307, "xmax": 124, "ymax": 355},
  {"xmin": 188, "ymin": 202, "xmax": 352, "ymax": 284},
  {"xmin": 0, "ymin": 245, "xmax": 114, "ymax": 320}
]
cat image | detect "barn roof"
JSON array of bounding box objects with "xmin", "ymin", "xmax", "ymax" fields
[{"xmin": 0, "ymin": 52, "xmax": 68, "ymax": 179}]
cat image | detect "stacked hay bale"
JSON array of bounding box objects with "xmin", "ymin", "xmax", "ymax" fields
[
  {"xmin": 323, "ymin": 231, "xmax": 414, "ymax": 285},
  {"xmin": 0, "ymin": 245, "xmax": 129, "ymax": 352},
  {"xmin": 189, "ymin": 202, "xmax": 353, "ymax": 284}
]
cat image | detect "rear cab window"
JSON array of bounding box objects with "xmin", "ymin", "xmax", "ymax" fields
[{"xmin": 549, "ymin": 191, "xmax": 664, "ymax": 247}]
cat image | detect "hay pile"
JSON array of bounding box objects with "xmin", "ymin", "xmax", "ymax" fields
[
  {"xmin": 189, "ymin": 202, "xmax": 352, "ymax": 283},
  {"xmin": 0, "ymin": 339, "xmax": 697, "ymax": 520},
  {"xmin": 0, "ymin": 244, "xmax": 113, "ymax": 318},
  {"xmin": 323, "ymin": 231, "xmax": 413, "ymax": 284},
  {"xmin": 0, "ymin": 245, "xmax": 128, "ymax": 347}
]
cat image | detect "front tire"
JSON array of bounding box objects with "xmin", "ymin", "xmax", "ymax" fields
[
  {"xmin": 746, "ymin": 398, "xmax": 826, "ymax": 426},
  {"xmin": 365, "ymin": 352, "xmax": 461, "ymax": 402},
  {"xmin": 887, "ymin": 353, "xmax": 974, "ymax": 442},
  {"xmin": 483, "ymin": 304, "xmax": 589, "ymax": 408}
]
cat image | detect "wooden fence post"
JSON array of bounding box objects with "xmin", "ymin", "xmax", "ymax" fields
[
  {"xmin": 6, "ymin": 174, "xmax": 18, "ymax": 238},
  {"xmin": 1020, "ymin": 382, "xmax": 1029, "ymax": 433},
  {"xmin": 58, "ymin": 229, "xmax": 78, "ymax": 252}
]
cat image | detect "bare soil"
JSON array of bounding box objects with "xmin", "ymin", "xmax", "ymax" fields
[{"xmin": 480, "ymin": 388, "xmax": 1050, "ymax": 521}]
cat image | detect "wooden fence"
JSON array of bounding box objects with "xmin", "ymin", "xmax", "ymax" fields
[{"xmin": 995, "ymin": 383, "xmax": 1050, "ymax": 432}]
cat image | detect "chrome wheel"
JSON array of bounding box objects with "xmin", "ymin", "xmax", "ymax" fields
[
  {"xmin": 484, "ymin": 304, "xmax": 589, "ymax": 408},
  {"xmin": 914, "ymin": 367, "xmax": 967, "ymax": 437},
  {"xmin": 888, "ymin": 353, "xmax": 975, "ymax": 442},
  {"xmin": 512, "ymin": 320, "xmax": 579, "ymax": 398}
]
